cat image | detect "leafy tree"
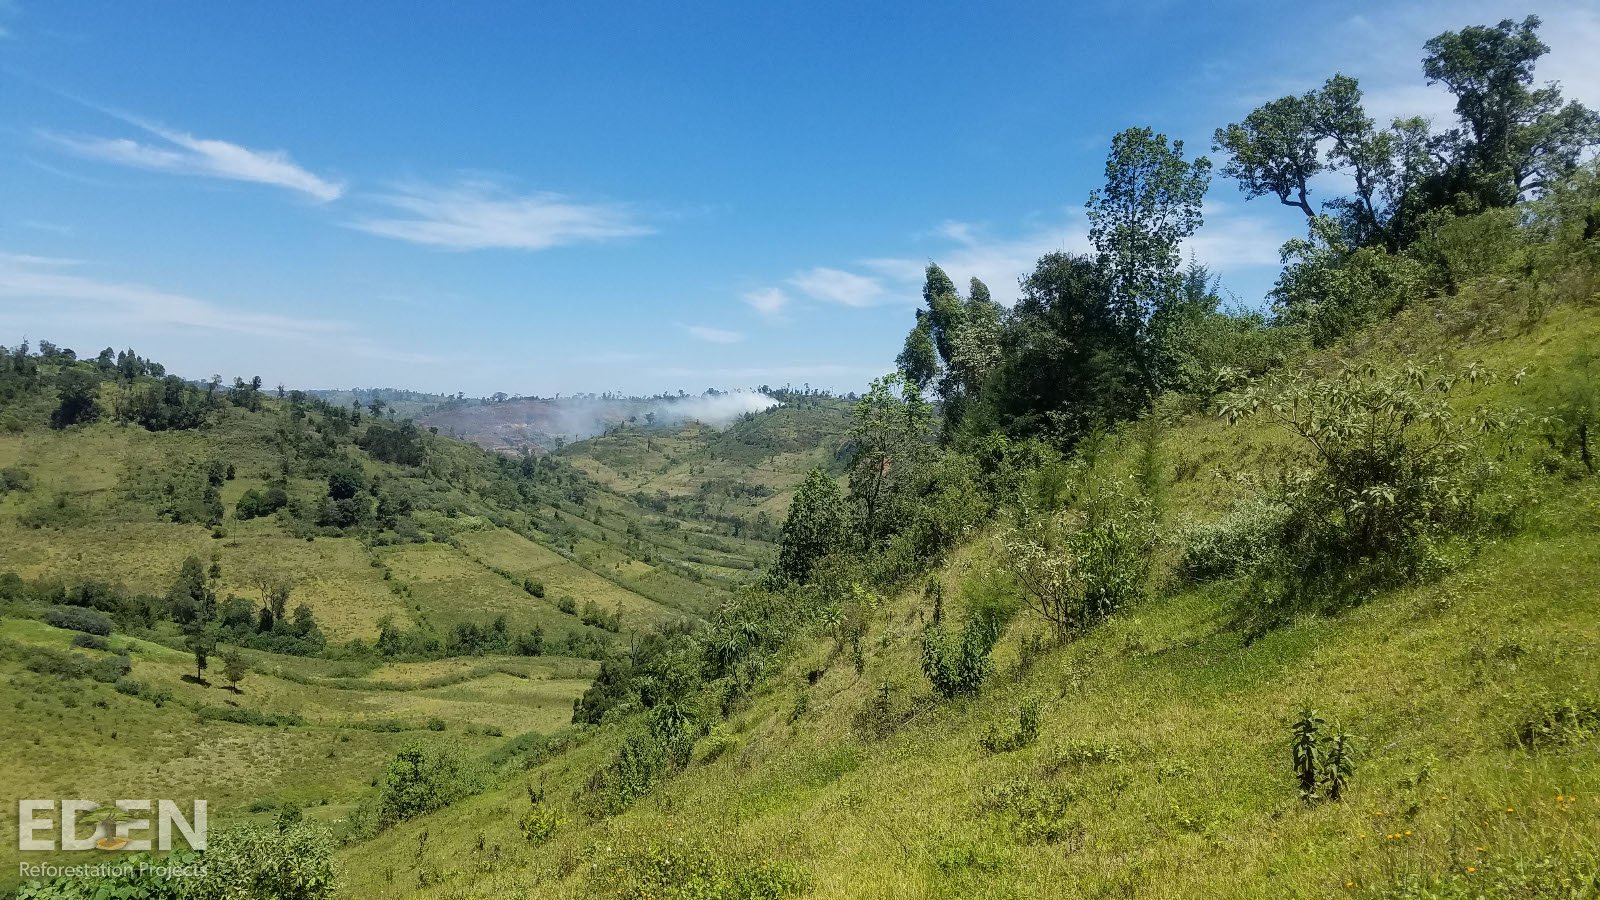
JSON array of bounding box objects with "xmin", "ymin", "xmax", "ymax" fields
[
  {"xmin": 847, "ymin": 374, "xmax": 935, "ymax": 543},
  {"xmin": 221, "ymin": 647, "xmax": 247, "ymax": 693},
  {"xmin": 50, "ymin": 368, "xmax": 101, "ymax": 429},
  {"xmin": 326, "ymin": 462, "xmax": 366, "ymax": 501},
  {"xmin": 1423, "ymin": 15, "xmax": 1600, "ymax": 208},
  {"xmin": 986, "ymin": 253, "xmax": 1143, "ymax": 443},
  {"xmin": 1221, "ymin": 363, "xmax": 1521, "ymax": 617},
  {"xmin": 895, "ymin": 312, "xmax": 940, "ymax": 393},
  {"xmin": 1087, "ymin": 126, "xmax": 1211, "ymax": 374},
  {"xmin": 771, "ymin": 468, "xmax": 847, "ymax": 585}
]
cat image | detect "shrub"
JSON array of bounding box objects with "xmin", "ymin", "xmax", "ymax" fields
[
  {"xmin": 70, "ymin": 632, "xmax": 110, "ymax": 651},
  {"xmin": 1222, "ymin": 363, "xmax": 1523, "ymax": 619},
  {"xmin": 602, "ymin": 839, "xmax": 810, "ymax": 900},
  {"xmin": 921, "ymin": 614, "xmax": 999, "ymax": 700},
  {"xmin": 980, "ymin": 699, "xmax": 1042, "ymax": 753},
  {"xmin": 44, "ymin": 605, "xmax": 113, "ymax": 636},
  {"xmin": 371, "ymin": 741, "xmax": 485, "ymax": 829},
  {"xmin": 585, "ymin": 713, "xmax": 695, "ymax": 817},
  {"xmin": 1002, "ymin": 488, "xmax": 1153, "ymax": 633},
  {"xmin": 1515, "ymin": 696, "xmax": 1600, "ymax": 749},
  {"xmin": 1179, "ymin": 496, "xmax": 1289, "ymax": 581},
  {"xmin": 113, "ymin": 676, "xmax": 142, "ymax": 696},
  {"xmin": 1291, "ymin": 708, "xmax": 1356, "ymax": 802},
  {"xmin": 518, "ymin": 802, "xmax": 561, "ymax": 845},
  {"xmin": 88, "ymin": 653, "xmax": 131, "ymax": 684},
  {"xmin": 194, "ymin": 705, "xmax": 305, "ymax": 727},
  {"xmin": 185, "ymin": 821, "xmax": 337, "ymax": 900}
]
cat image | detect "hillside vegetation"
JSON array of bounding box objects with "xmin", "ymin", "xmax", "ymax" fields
[
  {"xmin": 9, "ymin": 13, "xmax": 1600, "ymax": 900},
  {"xmin": 0, "ymin": 361, "xmax": 838, "ymax": 888}
]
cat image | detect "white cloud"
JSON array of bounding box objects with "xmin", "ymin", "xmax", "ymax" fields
[
  {"xmin": 787, "ymin": 267, "xmax": 886, "ymax": 307},
  {"xmin": 348, "ymin": 180, "xmax": 653, "ymax": 251},
  {"xmin": 0, "ymin": 253, "xmax": 429, "ymax": 363},
  {"xmin": 682, "ymin": 323, "xmax": 743, "ymax": 344},
  {"xmin": 44, "ymin": 117, "xmax": 344, "ymax": 202},
  {"xmin": 741, "ymin": 287, "xmax": 789, "ymax": 318}
]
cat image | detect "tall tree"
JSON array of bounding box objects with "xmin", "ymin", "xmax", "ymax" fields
[
  {"xmin": 772, "ymin": 468, "xmax": 848, "ymax": 585},
  {"xmin": 847, "ymin": 374, "xmax": 934, "ymax": 543},
  {"xmin": 895, "ymin": 312, "xmax": 940, "ymax": 393},
  {"xmin": 1087, "ymin": 127, "xmax": 1211, "ymax": 390},
  {"xmin": 51, "ymin": 368, "xmax": 101, "ymax": 429},
  {"xmin": 1423, "ymin": 15, "xmax": 1600, "ymax": 207}
]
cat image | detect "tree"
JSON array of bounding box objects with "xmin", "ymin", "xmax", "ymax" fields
[
  {"xmin": 771, "ymin": 468, "xmax": 847, "ymax": 585},
  {"xmin": 1087, "ymin": 126, "xmax": 1211, "ymax": 357},
  {"xmin": 51, "ymin": 368, "xmax": 101, "ymax": 429},
  {"xmin": 170, "ymin": 556, "xmax": 218, "ymax": 681},
  {"xmin": 1215, "ymin": 75, "xmax": 1438, "ymax": 250},
  {"xmin": 326, "ymin": 463, "xmax": 366, "ymax": 501},
  {"xmin": 1424, "ymin": 16, "xmax": 1600, "ymax": 208},
  {"xmin": 986, "ymin": 252, "xmax": 1143, "ymax": 443},
  {"xmin": 895, "ymin": 312, "xmax": 940, "ymax": 393},
  {"xmin": 847, "ymin": 374, "xmax": 934, "ymax": 543},
  {"xmin": 221, "ymin": 648, "xmax": 247, "ymax": 693}
]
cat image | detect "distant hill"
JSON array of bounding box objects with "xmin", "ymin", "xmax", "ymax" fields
[{"xmin": 0, "ymin": 350, "xmax": 800, "ymax": 885}]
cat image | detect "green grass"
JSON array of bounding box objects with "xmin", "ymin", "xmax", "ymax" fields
[{"xmin": 331, "ymin": 289, "xmax": 1600, "ymax": 899}]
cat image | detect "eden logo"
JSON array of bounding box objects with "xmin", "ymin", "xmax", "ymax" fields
[{"xmin": 18, "ymin": 800, "xmax": 207, "ymax": 851}]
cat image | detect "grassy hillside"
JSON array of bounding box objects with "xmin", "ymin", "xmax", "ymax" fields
[
  {"xmin": 0, "ymin": 367, "xmax": 794, "ymax": 888},
  {"xmin": 560, "ymin": 398, "xmax": 855, "ymax": 533},
  {"xmin": 330, "ymin": 277, "xmax": 1600, "ymax": 898}
]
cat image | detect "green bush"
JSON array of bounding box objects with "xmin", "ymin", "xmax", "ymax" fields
[
  {"xmin": 70, "ymin": 632, "xmax": 110, "ymax": 650},
  {"xmin": 1223, "ymin": 363, "xmax": 1524, "ymax": 619},
  {"xmin": 921, "ymin": 614, "xmax": 999, "ymax": 699},
  {"xmin": 1001, "ymin": 487, "xmax": 1154, "ymax": 633},
  {"xmin": 980, "ymin": 699, "xmax": 1042, "ymax": 752},
  {"xmin": 603, "ymin": 838, "xmax": 810, "ymax": 900},
  {"xmin": 114, "ymin": 676, "xmax": 142, "ymax": 696},
  {"xmin": 88, "ymin": 653, "xmax": 131, "ymax": 683},
  {"xmin": 44, "ymin": 604, "xmax": 113, "ymax": 636},
  {"xmin": 15, "ymin": 822, "xmax": 335, "ymax": 900},
  {"xmin": 185, "ymin": 821, "xmax": 337, "ymax": 900},
  {"xmin": 1179, "ymin": 496, "xmax": 1289, "ymax": 581},
  {"xmin": 368, "ymin": 741, "xmax": 485, "ymax": 830}
]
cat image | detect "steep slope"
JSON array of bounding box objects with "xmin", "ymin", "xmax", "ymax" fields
[{"xmin": 333, "ymin": 295, "xmax": 1600, "ymax": 898}]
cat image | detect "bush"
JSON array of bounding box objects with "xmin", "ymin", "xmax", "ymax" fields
[
  {"xmin": 1179, "ymin": 496, "xmax": 1289, "ymax": 581},
  {"xmin": 70, "ymin": 632, "xmax": 110, "ymax": 651},
  {"xmin": 585, "ymin": 713, "xmax": 696, "ymax": 816},
  {"xmin": 370, "ymin": 741, "xmax": 485, "ymax": 830},
  {"xmin": 194, "ymin": 705, "xmax": 305, "ymax": 727},
  {"xmin": 44, "ymin": 604, "xmax": 113, "ymax": 636},
  {"xmin": 88, "ymin": 653, "xmax": 131, "ymax": 684},
  {"xmin": 602, "ymin": 839, "xmax": 810, "ymax": 900},
  {"xmin": 1515, "ymin": 696, "xmax": 1600, "ymax": 749},
  {"xmin": 921, "ymin": 614, "xmax": 999, "ymax": 700},
  {"xmin": 184, "ymin": 821, "xmax": 337, "ymax": 900},
  {"xmin": 1002, "ymin": 486, "xmax": 1153, "ymax": 633},
  {"xmin": 980, "ymin": 699, "xmax": 1042, "ymax": 753},
  {"xmin": 1222, "ymin": 363, "xmax": 1523, "ymax": 619},
  {"xmin": 114, "ymin": 676, "xmax": 142, "ymax": 696}
]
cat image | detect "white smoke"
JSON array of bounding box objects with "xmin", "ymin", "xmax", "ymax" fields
[{"xmin": 651, "ymin": 391, "xmax": 778, "ymax": 428}]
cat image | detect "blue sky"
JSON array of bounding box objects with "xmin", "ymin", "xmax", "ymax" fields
[{"xmin": 2, "ymin": 1, "xmax": 1596, "ymax": 396}]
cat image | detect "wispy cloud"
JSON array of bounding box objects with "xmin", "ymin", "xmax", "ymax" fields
[
  {"xmin": 741, "ymin": 287, "xmax": 789, "ymax": 319},
  {"xmin": 43, "ymin": 116, "xmax": 344, "ymax": 202},
  {"xmin": 0, "ymin": 253, "xmax": 429, "ymax": 363},
  {"xmin": 348, "ymin": 179, "xmax": 653, "ymax": 251},
  {"xmin": 682, "ymin": 323, "xmax": 743, "ymax": 344},
  {"xmin": 787, "ymin": 267, "xmax": 886, "ymax": 307}
]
